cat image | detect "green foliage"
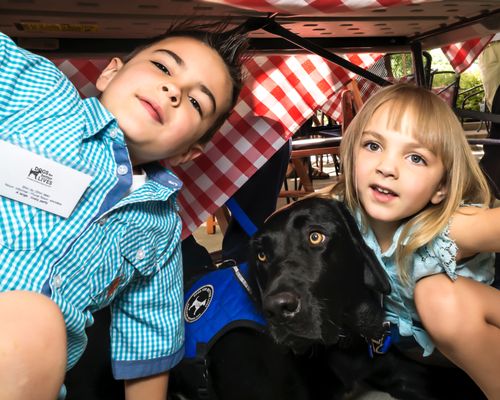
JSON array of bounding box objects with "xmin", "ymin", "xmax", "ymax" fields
[
  {"xmin": 457, "ymin": 72, "xmax": 484, "ymax": 111},
  {"xmin": 387, "ymin": 50, "xmax": 485, "ymax": 112},
  {"xmin": 389, "ymin": 53, "xmax": 413, "ymax": 79}
]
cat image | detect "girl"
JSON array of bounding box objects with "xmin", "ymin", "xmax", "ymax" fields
[{"xmin": 328, "ymin": 83, "xmax": 500, "ymax": 398}]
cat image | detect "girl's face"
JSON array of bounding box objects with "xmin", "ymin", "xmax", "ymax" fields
[{"xmin": 354, "ymin": 105, "xmax": 446, "ymax": 233}]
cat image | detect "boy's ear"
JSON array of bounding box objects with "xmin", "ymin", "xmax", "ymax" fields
[
  {"xmin": 166, "ymin": 143, "xmax": 204, "ymax": 167},
  {"xmin": 96, "ymin": 58, "xmax": 124, "ymax": 92}
]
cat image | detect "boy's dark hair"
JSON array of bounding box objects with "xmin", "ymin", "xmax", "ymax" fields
[{"xmin": 125, "ymin": 20, "xmax": 249, "ymax": 144}]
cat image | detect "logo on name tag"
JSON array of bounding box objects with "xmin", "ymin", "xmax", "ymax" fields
[{"xmin": 27, "ymin": 166, "xmax": 53, "ymax": 187}]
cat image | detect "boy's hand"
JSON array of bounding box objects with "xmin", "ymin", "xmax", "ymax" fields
[{"xmin": 124, "ymin": 372, "xmax": 169, "ymax": 400}]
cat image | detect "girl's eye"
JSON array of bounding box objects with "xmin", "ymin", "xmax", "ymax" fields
[
  {"xmin": 257, "ymin": 252, "xmax": 267, "ymax": 262},
  {"xmin": 364, "ymin": 141, "xmax": 380, "ymax": 152},
  {"xmin": 189, "ymin": 97, "xmax": 203, "ymax": 116},
  {"xmin": 309, "ymin": 231, "xmax": 326, "ymax": 245},
  {"xmin": 151, "ymin": 61, "xmax": 170, "ymax": 75},
  {"xmin": 409, "ymin": 154, "xmax": 426, "ymax": 165}
]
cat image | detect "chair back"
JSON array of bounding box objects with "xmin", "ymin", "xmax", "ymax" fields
[{"xmin": 341, "ymin": 81, "xmax": 363, "ymax": 131}]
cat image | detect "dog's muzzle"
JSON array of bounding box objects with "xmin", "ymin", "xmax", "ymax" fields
[{"xmin": 262, "ymin": 291, "xmax": 301, "ymax": 321}]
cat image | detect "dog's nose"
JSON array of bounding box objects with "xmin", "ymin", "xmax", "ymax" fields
[{"xmin": 263, "ymin": 292, "xmax": 301, "ymax": 320}]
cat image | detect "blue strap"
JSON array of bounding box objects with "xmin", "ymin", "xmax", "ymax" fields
[
  {"xmin": 225, "ymin": 197, "xmax": 258, "ymax": 237},
  {"xmin": 367, "ymin": 321, "xmax": 393, "ymax": 357}
]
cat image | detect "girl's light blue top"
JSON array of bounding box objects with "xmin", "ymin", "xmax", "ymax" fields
[{"xmin": 355, "ymin": 210, "xmax": 495, "ymax": 356}]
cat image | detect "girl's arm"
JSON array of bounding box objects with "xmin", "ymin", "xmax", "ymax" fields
[{"xmin": 449, "ymin": 206, "xmax": 500, "ymax": 258}]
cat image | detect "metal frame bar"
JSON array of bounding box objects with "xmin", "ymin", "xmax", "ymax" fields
[
  {"xmin": 244, "ymin": 17, "xmax": 392, "ymax": 87},
  {"xmin": 410, "ymin": 41, "xmax": 426, "ymax": 88}
]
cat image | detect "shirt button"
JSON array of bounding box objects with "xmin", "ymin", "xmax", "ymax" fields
[
  {"xmin": 53, "ymin": 275, "xmax": 62, "ymax": 289},
  {"xmin": 98, "ymin": 217, "xmax": 107, "ymax": 226},
  {"xmin": 117, "ymin": 165, "xmax": 129, "ymax": 175},
  {"xmin": 110, "ymin": 129, "xmax": 118, "ymax": 139},
  {"xmin": 136, "ymin": 249, "xmax": 145, "ymax": 260}
]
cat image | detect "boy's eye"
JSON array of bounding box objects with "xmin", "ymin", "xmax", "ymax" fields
[
  {"xmin": 151, "ymin": 61, "xmax": 170, "ymax": 75},
  {"xmin": 408, "ymin": 154, "xmax": 426, "ymax": 165},
  {"xmin": 189, "ymin": 97, "xmax": 203, "ymax": 116}
]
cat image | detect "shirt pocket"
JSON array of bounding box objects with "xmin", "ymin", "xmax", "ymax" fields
[
  {"xmin": 120, "ymin": 228, "xmax": 161, "ymax": 277},
  {"xmin": 89, "ymin": 227, "xmax": 159, "ymax": 308},
  {"xmin": 0, "ymin": 197, "xmax": 62, "ymax": 250}
]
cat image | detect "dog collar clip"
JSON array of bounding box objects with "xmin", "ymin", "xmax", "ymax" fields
[{"xmin": 367, "ymin": 321, "xmax": 392, "ymax": 357}]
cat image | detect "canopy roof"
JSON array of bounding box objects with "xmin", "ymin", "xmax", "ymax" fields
[{"xmin": 2, "ymin": 0, "xmax": 499, "ymax": 54}]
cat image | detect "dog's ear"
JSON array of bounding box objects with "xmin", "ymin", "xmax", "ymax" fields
[{"xmin": 334, "ymin": 200, "xmax": 391, "ymax": 295}]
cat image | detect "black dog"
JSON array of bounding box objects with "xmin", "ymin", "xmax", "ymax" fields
[{"xmin": 249, "ymin": 197, "xmax": 484, "ymax": 400}]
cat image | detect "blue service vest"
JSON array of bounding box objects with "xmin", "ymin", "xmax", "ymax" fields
[{"xmin": 183, "ymin": 262, "xmax": 267, "ymax": 359}]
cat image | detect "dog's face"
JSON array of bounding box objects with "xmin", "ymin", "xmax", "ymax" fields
[{"xmin": 249, "ymin": 197, "xmax": 391, "ymax": 352}]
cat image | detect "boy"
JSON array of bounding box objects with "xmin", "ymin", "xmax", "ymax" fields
[{"xmin": 0, "ymin": 22, "xmax": 248, "ymax": 400}]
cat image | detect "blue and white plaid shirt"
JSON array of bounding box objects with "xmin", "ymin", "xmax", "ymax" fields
[{"xmin": 0, "ymin": 33, "xmax": 184, "ymax": 379}]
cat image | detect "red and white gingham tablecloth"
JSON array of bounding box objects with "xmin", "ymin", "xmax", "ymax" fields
[{"xmin": 53, "ymin": 0, "xmax": 492, "ymax": 238}]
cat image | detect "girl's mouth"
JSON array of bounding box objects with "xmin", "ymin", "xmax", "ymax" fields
[{"xmin": 370, "ymin": 185, "xmax": 398, "ymax": 201}]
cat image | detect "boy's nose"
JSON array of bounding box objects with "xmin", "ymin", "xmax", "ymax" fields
[{"xmin": 162, "ymin": 84, "xmax": 180, "ymax": 105}]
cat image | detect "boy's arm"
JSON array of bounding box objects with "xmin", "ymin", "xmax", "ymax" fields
[
  {"xmin": 450, "ymin": 205, "xmax": 500, "ymax": 258},
  {"xmin": 124, "ymin": 372, "xmax": 169, "ymax": 400}
]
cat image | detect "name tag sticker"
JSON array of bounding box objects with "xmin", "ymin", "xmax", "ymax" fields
[{"xmin": 0, "ymin": 140, "xmax": 93, "ymax": 218}]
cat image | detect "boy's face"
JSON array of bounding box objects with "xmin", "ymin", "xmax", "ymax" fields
[{"xmin": 96, "ymin": 36, "xmax": 233, "ymax": 166}]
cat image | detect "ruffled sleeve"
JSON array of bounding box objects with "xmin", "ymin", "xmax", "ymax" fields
[{"xmin": 413, "ymin": 224, "xmax": 459, "ymax": 282}]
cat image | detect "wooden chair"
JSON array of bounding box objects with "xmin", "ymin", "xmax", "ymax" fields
[
  {"xmin": 206, "ymin": 206, "xmax": 231, "ymax": 234},
  {"xmin": 279, "ymin": 136, "xmax": 341, "ymax": 199},
  {"xmin": 342, "ymin": 80, "xmax": 364, "ymax": 131}
]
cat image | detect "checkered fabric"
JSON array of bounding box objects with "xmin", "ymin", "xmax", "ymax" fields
[
  {"xmin": 53, "ymin": 53, "xmax": 382, "ymax": 238},
  {"xmin": 215, "ymin": 0, "xmax": 492, "ymax": 74},
  {"xmin": 53, "ymin": 59, "xmax": 110, "ymax": 98},
  {"xmin": 170, "ymin": 53, "xmax": 383, "ymax": 237},
  {"xmin": 441, "ymin": 36, "xmax": 493, "ymax": 74},
  {"xmin": 52, "ymin": 0, "xmax": 492, "ymax": 237},
  {"xmin": 321, "ymin": 53, "xmax": 383, "ymax": 121},
  {"xmin": 210, "ymin": 0, "xmax": 420, "ymax": 14}
]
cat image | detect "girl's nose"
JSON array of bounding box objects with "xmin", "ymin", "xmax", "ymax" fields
[
  {"xmin": 376, "ymin": 157, "xmax": 398, "ymax": 178},
  {"xmin": 162, "ymin": 84, "xmax": 180, "ymax": 105}
]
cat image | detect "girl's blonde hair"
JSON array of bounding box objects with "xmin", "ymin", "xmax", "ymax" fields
[{"xmin": 328, "ymin": 83, "xmax": 491, "ymax": 282}]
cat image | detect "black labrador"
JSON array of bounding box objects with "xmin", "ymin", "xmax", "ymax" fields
[{"xmin": 248, "ymin": 197, "xmax": 484, "ymax": 400}]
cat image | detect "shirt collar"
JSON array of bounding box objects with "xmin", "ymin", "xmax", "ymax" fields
[
  {"xmin": 80, "ymin": 98, "xmax": 183, "ymax": 191},
  {"xmin": 354, "ymin": 209, "xmax": 405, "ymax": 258},
  {"xmin": 82, "ymin": 97, "xmax": 116, "ymax": 139},
  {"xmin": 143, "ymin": 162, "xmax": 183, "ymax": 191}
]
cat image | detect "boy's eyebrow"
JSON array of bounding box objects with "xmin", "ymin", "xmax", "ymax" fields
[
  {"xmin": 154, "ymin": 48, "xmax": 217, "ymax": 114},
  {"xmin": 155, "ymin": 49, "xmax": 184, "ymax": 67}
]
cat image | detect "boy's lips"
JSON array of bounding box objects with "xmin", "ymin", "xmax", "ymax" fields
[{"xmin": 138, "ymin": 96, "xmax": 164, "ymax": 124}]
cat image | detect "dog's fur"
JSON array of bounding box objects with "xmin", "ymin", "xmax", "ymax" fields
[
  {"xmin": 65, "ymin": 197, "xmax": 483, "ymax": 400},
  {"xmin": 249, "ymin": 197, "xmax": 484, "ymax": 400}
]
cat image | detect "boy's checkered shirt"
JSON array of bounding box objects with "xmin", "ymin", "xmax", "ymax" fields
[{"xmin": 0, "ymin": 32, "xmax": 185, "ymax": 379}]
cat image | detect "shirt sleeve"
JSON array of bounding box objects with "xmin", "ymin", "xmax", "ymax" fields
[
  {"xmin": 109, "ymin": 239, "xmax": 185, "ymax": 380},
  {"xmin": 413, "ymin": 224, "xmax": 495, "ymax": 284},
  {"xmin": 0, "ymin": 33, "xmax": 65, "ymax": 121},
  {"xmin": 413, "ymin": 225, "xmax": 459, "ymax": 282}
]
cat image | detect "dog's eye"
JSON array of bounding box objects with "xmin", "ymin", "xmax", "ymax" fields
[
  {"xmin": 309, "ymin": 231, "xmax": 326, "ymax": 245},
  {"xmin": 257, "ymin": 252, "xmax": 267, "ymax": 262}
]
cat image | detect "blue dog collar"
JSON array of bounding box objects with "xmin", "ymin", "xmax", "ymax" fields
[{"xmin": 367, "ymin": 321, "xmax": 392, "ymax": 357}]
